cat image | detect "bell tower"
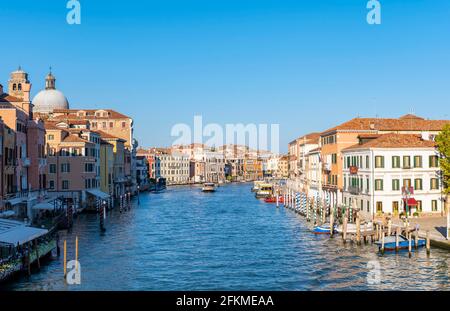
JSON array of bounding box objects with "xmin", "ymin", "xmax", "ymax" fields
[{"xmin": 8, "ymin": 66, "xmax": 32, "ymax": 102}]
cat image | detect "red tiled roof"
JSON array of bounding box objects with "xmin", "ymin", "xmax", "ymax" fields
[
  {"xmin": 94, "ymin": 130, "xmax": 125, "ymax": 141},
  {"xmin": 62, "ymin": 135, "xmax": 92, "ymax": 144},
  {"xmin": 321, "ymin": 115, "xmax": 450, "ymax": 136},
  {"xmin": 343, "ymin": 133, "xmax": 436, "ymax": 151},
  {"xmin": 51, "ymin": 109, "xmax": 130, "ymax": 119},
  {"xmin": 0, "ymin": 93, "xmax": 22, "ymax": 103}
]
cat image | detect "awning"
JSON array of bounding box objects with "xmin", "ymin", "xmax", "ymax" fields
[
  {"xmin": 6, "ymin": 197, "xmax": 25, "ymax": 206},
  {"xmin": 0, "ymin": 219, "xmax": 48, "ymax": 246},
  {"xmin": 0, "ymin": 210, "xmax": 16, "ymax": 218},
  {"xmin": 32, "ymin": 202, "xmax": 56, "ymax": 211},
  {"xmin": 403, "ymin": 198, "xmax": 418, "ymax": 206},
  {"xmin": 86, "ymin": 189, "xmax": 110, "ymax": 200}
]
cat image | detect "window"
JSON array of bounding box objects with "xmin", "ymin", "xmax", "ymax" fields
[
  {"xmin": 417, "ymin": 200, "xmax": 422, "ymax": 212},
  {"xmin": 18, "ymin": 83, "xmax": 22, "ymax": 91},
  {"xmin": 122, "ymin": 122, "xmax": 126, "ymax": 128},
  {"xmin": 376, "ymin": 202, "xmax": 383, "ymax": 214},
  {"xmin": 414, "ymin": 178, "xmax": 423, "ymax": 191},
  {"xmin": 414, "ymin": 156, "xmax": 422, "ymax": 168},
  {"xmin": 430, "ymin": 178, "xmax": 439, "ymax": 190},
  {"xmin": 392, "ymin": 156, "xmax": 400, "ymax": 168},
  {"xmin": 392, "ymin": 179, "xmax": 400, "ymax": 191},
  {"xmin": 48, "ymin": 134, "xmax": 54, "ymax": 141},
  {"xmin": 375, "ymin": 156, "xmax": 384, "ymax": 168},
  {"xmin": 61, "ymin": 163, "xmax": 71, "ymax": 173},
  {"xmin": 392, "ymin": 202, "xmax": 399, "ymax": 214},
  {"xmin": 62, "ymin": 180, "xmax": 69, "ymax": 190},
  {"xmin": 403, "ymin": 179, "xmax": 412, "ymax": 188},
  {"xmin": 429, "ymin": 155, "xmax": 439, "ymax": 168},
  {"xmin": 49, "ymin": 180, "xmax": 55, "ymax": 190},
  {"xmin": 403, "ymin": 156, "xmax": 411, "ymax": 168},
  {"xmin": 49, "ymin": 164, "xmax": 56, "ymax": 174},
  {"xmin": 366, "ymin": 155, "xmax": 369, "ymax": 169},
  {"xmin": 367, "ymin": 201, "xmax": 370, "ymax": 212},
  {"xmin": 85, "ymin": 163, "xmax": 94, "ymax": 172},
  {"xmin": 431, "ymin": 200, "xmax": 438, "ymax": 212},
  {"xmin": 375, "ymin": 179, "xmax": 383, "ymax": 191},
  {"xmin": 331, "ymin": 154, "xmax": 337, "ymax": 164},
  {"xmin": 109, "ymin": 122, "xmax": 114, "ymax": 128}
]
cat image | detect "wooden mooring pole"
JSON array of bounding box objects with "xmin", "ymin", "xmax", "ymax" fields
[
  {"xmin": 426, "ymin": 231, "xmax": 431, "ymax": 256},
  {"xmin": 408, "ymin": 232, "xmax": 412, "ymax": 258},
  {"xmin": 395, "ymin": 227, "xmax": 400, "ymax": 252}
]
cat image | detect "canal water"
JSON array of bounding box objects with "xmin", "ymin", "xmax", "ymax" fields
[{"xmin": 3, "ymin": 183, "xmax": 450, "ymax": 290}]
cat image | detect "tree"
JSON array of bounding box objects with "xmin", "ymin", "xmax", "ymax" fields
[{"xmin": 436, "ymin": 124, "xmax": 450, "ymax": 194}]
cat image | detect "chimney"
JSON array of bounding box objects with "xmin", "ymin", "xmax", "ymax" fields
[{"xmin": 0, "ymin": 84, "xmax": 3, "ymax": 94}]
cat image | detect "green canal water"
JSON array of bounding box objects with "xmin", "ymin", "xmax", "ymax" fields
[{"xmin": 3, "ymin": 183, "xmax": 450, "ymax": 290}]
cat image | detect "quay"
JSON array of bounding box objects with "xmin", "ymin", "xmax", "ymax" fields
[{"xmin": 275, "ymin": 181, "xmax": 450, "ymax": 255}]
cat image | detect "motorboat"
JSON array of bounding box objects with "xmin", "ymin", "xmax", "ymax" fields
[
  {"xmin": 375, "ymin": 235, "xmax": 426, "ymax": 251},
  {"xmin": 264, "ymin": 196, "xmax": 284, "ymax": 204},
  {"xmin": 202, "ymin": 183, "xmax": 216, "ymax": 192},
  {"xmin": 313, "ymin": 224, "xmax": 337, "ymax": 235},
  {"xmin": 336, "ymin": 222, "xmax": 374, "ymax": 234}
]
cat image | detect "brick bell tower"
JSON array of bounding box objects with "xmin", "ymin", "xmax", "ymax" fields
[{"xmin": 8, "ymin": 66, "xmax": 33, "ymax": 116}]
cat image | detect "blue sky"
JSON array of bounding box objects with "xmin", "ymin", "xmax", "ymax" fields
[{"xmin": 1, "ymin": 0, "xmax": 450, "ymax": 152}]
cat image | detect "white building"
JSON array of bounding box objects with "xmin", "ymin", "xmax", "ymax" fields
[
  {"xmin": 157, "ymin": 152, "xmax": 190, "ymax": 185},
  {"xmin": 342, "ymin": 134, "xmax": 443, "ymax": 219},
  {"xmin": 306, "ymin": 147, "xmax": 322, "ymax": 199}
]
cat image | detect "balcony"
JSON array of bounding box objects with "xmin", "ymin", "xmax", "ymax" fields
[
  {"xmin": 323, "ymin": 163, "xmax": 331, "ymax": 172},
  {"xmin": 348, "ymin": 186, "xmax": 362, "ymax": 195},
  {"xmin": 39, "ymin": 158, "xmax": 47, "ymax": 167}
]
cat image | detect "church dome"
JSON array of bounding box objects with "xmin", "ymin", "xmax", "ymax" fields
[
  {"xmin": 32, "ymin": 69, "xmax": 69, "ymax": 113},
  {"xmin": 32, "ymin": 89, "xmax": 69, "ymax": 113}
]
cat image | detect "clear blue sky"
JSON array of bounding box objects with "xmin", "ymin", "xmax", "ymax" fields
[{"xmin": 1, "ymin": 0, "xmax": 450, "ymax": 152}]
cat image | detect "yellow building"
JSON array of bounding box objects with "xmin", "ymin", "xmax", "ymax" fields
[
  {"xmin": 100, "ymin": 140, "xmax": 114, "ymax": 197},
  {"xmin": 97, "ymin": 131, "xmax": 126, "ymax": 199}
]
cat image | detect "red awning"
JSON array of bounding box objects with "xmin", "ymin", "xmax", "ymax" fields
[{"xmin": 403, "ymin": 198, "xmax": 418, "ymax": 206}]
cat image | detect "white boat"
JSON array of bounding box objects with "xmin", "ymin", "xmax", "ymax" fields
[
  {"xmin": 202, "ymin": 183, "xmax": 216, "ymax": 192},
  {"xmin": 336, "ymin": 222, "xmax": 373, "ymax": 234}
]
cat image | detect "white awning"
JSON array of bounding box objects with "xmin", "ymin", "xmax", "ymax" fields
[
  {"xmin": 32, "ymin": 202, "xmax": 56, "ymax": 211},
  {"xmin": 86, "ymin": 189, "xmax": 110, "ymax": 200},
  {"xmin": 0, "ymin": 219, "xmax": 48, "ymax": 246}
]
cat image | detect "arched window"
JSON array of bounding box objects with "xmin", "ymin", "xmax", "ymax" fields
[
  {"xmin": 13, "ymin": 84, "xmax": 17, "ymax": 91},
  {"xmin": 18, "ymin": 83, "xmax": 22, "ymax": 91}
]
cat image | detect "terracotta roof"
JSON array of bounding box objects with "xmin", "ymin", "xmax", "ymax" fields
[
  {"xmin": 321, "ymin": 115, "xmax": 450, "ymax": 136},
  {"xmin": 62, "ymin": 135, "xmax": 92, "ymax": 144},
  {"xmin": 343, "ymin": 134, "xmax": 437, "ymax": 151},
  {"xmin": 94, "ymin": 130, "xmax": 125, "ymax": 141},
  {"xmin": 0, "ymin": 93, "xmax": 22, "ymax": 103},
  {"xmin": 51, "ymin": 109, "xmax": 130, "ymax": 119}
]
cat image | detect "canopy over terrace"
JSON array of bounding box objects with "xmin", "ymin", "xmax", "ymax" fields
[{"xmin": 0, "ymin": 219, "xmax": 48, "ymax": 246}]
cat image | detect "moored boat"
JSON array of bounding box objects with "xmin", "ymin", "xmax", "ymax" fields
[
  {"xmin": 264, "ymin": 196, "xmax": 284, "ymax": 204},
  {"xmin": 251, "ymin": 181, "xmax": 264, "ymax": 192},
  {"xmin": 336, "ymin": 222, "xmax": 374, "ymax": 234},
  {"xmin": 255, "ymin": 184, "xmax": 273, "ymax": 199},
  {"xmin": 313, "ymin": 224, "xmax": 337, "ymax": 235},
  {"xmin": 375, "ymin": 235, "xmax": 426, "ymax": 251}
]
